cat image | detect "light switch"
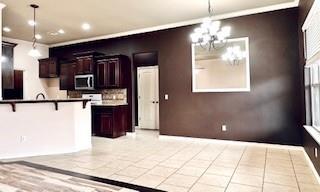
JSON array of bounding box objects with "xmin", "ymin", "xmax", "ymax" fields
[{"xmin": 164, "ymin": 94, "xmax": 169, "ymax": 100}]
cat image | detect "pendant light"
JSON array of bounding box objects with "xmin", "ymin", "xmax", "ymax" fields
[
  {"xmin": 28, "ymin": 4, "xmax": 41, "ymax": 58},
  {"xmin": 190, "ymin": 0, "xmax": 231, "ymax": 50}
]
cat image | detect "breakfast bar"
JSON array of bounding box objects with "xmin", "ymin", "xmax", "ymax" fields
[{"xmin": 0, "ymin": 99, "xmax": 92, "ymax": 159}]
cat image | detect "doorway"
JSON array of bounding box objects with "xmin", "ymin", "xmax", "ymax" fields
[{"xmin": 137, "ymin": 66, "xmax": 159, "ymax": 130}]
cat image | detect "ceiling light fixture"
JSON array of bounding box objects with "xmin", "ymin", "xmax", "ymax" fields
[
  {"xmin": 28, "ymin": 4, "xmax": 41, "ymax": 58},
  {"xmin": 190, "ymin": 0, "xmax": 231, "ymax": 51},
  {"xmin": 35, "ymin": 34, "xmax": 42, "ymax": 39},
  {"xmin": 28, "ymin": 20, "xmax": 37, "ymax": 26},
  {"xmin": 3, "ymin": 27, "xmax": 11, "ymax": 32},
  {"xmin": 58, "ymin": 29, "xmax": 65, "ymax": 34},
  {"xmin": 82, "ymin": 23, "xmax": 91, "ymax": 31},
  {"xmin": 222, "ymin": 46, "xmax": 246, "ymax": 65}
]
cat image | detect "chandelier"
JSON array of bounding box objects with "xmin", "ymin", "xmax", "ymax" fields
[
  {"xmin": 190, "ymin": 0, "xmax": 231, "ymax": 50},
  {"xmin": 28, "ymin": 4, "xmax": 41, "ymax": 58},
  {"xmin": 222, "ymin": 46, "xmax": 246, "ymax": 65}
]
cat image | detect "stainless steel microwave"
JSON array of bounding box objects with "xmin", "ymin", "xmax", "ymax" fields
[{"xmin": 75, "ymin": 74, "xmax": 94, "ymax": 90}]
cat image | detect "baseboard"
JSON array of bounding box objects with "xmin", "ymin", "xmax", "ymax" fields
[{"xmin": 158, "ymin": 135, "xmax": 303, "ymax": 150}]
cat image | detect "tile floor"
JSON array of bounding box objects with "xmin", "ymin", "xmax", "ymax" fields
[{"xmin": 6, "ymin": 130, "xmax": 320, "ymax": 192}]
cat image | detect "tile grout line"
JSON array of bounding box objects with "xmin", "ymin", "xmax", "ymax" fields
[
  {"xmin": 223, "ymin": 145, "xmax": 247, "ymax": 192},
  {"xmin": 289, "ymin": 150, "xmax": 302, "ymax": 192},
  {"xmin": 262, "ymin": 148, "xmax": 268, "ymax": 192},
  {"xmin": 186, "ymin": 144, "xmax": 229, "ymax": 192}
]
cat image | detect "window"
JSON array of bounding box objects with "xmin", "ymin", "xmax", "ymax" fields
[{"xmin": 306, "ymin": 63, "xmax": 320, "ymax": 131}]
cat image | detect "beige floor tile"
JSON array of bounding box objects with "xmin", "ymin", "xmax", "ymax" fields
[
  {"xmin": 299, "ymin": 183, "xmax": 320, "ymax": 192},
  {"xmin": 198, "ymin": 173, "xmax": 230, "ymax": 187},
  {"xmin": 294, "ymin": 164, "xmax": 314, "ymax": 175},
  {"xmin": 296, "ymin": 173, "xmax": 319, "ymax": 185},
  {"xmin": 104, "ymin": 160, "xmax": 132, "ymax": 170},
  {"xmin": 131, "ymin": 173, "xmax": 166, "ymax": 188},
  {"xmin": 235, "ymin": 165, "xmax": 264, "ymax": 177},
  {"xmin": 87, "ymin": 167, "xmax": 119, "ymax": 178},
  {"xmin": 134, "ymin": 160, "xmax": 159, "ymax": 169},
  {"xmin": 226, "ymin": 183, "xmax": 262, "ymax": 192},
  {"xmin": 190, "ymin": 183, "xmax": 225, "ymax": 192},
  {"xmin": 185, "ymin": 159, "xmax": 212, "ymax": 169},
  {"xmin": 206, "ymin": 165, "xmax": 235, "ymax": 176},
  {"xmin": 264, "ymin": 173, "xmax": 298, "ymax": 187},
  {"xmin": 147, "ymin": 166, "xmax": 177, "ymax": 178},
  {"xmin": 163, "ymin": 173, "xmax": 198, "ymax": 188},
  {"xmin": 159, "ymin": 159, "xmax": 186, "ymax": 169},
  {"xmin": 231, "ymin": 173, "xmax": 263, "ymax": 187},
  {"xmin": 157, "ymin": 184, "xmax": 189, "ymax": 192},
  {"xmin": 116, "ymin": 166, "xmax": 148, "ymax": 178},
  {"xmin": 177, "ymin": 165, "xmax": 206, "ymax": 177},
  {"xmin": 263, "ymin": 183, "xmax": 299, "ymax": 192},
  {"xmin": 265, "ymin": 165, "xmax": 295, "ymax": 176}
]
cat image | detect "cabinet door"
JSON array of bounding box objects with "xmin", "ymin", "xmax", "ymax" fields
[
  {"xmin": 96, "ymin": 60, "xmax": 107, "ymax": 88},
  {"xmin": 76, "ymin": 57, "xmax": 93, "ymax": 74},
  {"xmin": 107, "ymin": 59, "xmax": 120, "ymax": 88},
  {"xmin": 39, "ymin": 61, "xmax": 49, "ymax": 78},
  {"xmin": 2, "ymin": 43, "xmax": 15, "ymax": 89},
  {"xmin": 48, "ymin": 59, "xmax": 58, "ymax": 77},
  {"xmin": 100, "ymin": 113, "xmax": 113, "ymax": 137},
  {"xmin": 60, "ymin": 63, "xmax": 76, "ymax": 90}
]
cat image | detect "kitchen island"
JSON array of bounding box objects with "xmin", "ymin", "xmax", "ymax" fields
[{"xmin": 0, "ymin": 99, "xmax": 92, "ymax": 159}]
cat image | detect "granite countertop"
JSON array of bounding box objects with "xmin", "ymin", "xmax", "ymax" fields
[{"xmin": 91, "ymin": 102, "xmax": 128, "ymax": 107}]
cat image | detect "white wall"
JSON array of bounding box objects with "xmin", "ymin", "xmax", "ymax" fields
[
  {"xmin": 0, "ymin": 101, "xmax": 91, "ymax": 159},
  {"xmin": 2, "ymin": 37, "xmax": 67, "ymax": 99}
]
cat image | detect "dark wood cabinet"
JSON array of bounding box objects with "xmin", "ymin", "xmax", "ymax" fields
[
  {"xmin": 95, "ymin": 55, "xmax": 130, "ymax": 89},
  {"xmin": 39, "ymin": 58, "xmax": 59, "ymax": 78},
  {"xmin": 74, "ymin": 52, "xmax": 104, "ymax": 75},
  {"xmin": 92, "ymin": 105, "xmax": 128, "ymax": 138},
  {"xmin": 2, "ymin": 42, "xmax": 16, "ymax": 90},
  {"xmin": 60, "ymin": 61, "xmax": 76, "ymax": 90}
]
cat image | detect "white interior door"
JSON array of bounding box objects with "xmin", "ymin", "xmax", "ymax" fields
[{"xmin": 138, "ymin": 66, "xmax": 159, "ymax": 130}]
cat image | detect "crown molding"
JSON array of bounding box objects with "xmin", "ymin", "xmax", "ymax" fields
[{"xmin": 50, "ymin": 0, "xmax": 299, "ymax": 48}]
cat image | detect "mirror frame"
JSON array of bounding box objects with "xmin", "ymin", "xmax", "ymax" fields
[{"xmin": 191, "ymin": 37, "xmax": 251, "ymax": 93}]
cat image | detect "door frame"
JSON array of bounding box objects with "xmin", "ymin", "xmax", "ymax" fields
[{"xmin": 137, "ymin": 66, "xmax": 159, "ymax": 130}]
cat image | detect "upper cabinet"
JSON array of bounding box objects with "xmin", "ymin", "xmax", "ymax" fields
[
  {"xmin": 95, "ymin": 55, "xmax": 130, "ymax": 89},
  {"xmin": 60, "ymin": 61, "xmax": 76, "ymax": 90},
  {"xmin": 2, "ymin": 42, "xmax": 17, "ymax": 90},
  {"xmin": 39, "ymin": 58, "xmax": 59, "ymax": 78},
  {"xmin": 74, "ymin": 51, "xmax": 104, "ymax": 75}
]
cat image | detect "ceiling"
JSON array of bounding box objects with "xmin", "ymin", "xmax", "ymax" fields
[{"xmin": 0, "ymin": 0, "xmax": 297, "ymax": 45}]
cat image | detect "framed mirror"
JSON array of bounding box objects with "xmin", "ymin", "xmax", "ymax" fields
[{"xmin": 192, "ymin": 37, "xmax": 250, "ymax": 92}]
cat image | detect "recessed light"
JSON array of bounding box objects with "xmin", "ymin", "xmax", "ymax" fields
[
  {"xmin": 35, "ymin": 34, "xmax": 42, "ymax": 39},
  {"xmin": 3, "ymin": 27, "xmax": 11, "ymax": 32},
  {"xmin": 58, "ymin": 29, "xmax": 65, "ymax": 34},
  {"xmin": 28, "ymin": 20, "xmax": 37, "ymax": 26},
  {"xmin": 81, "ymin": 23, "xmax": 91, "ymax": 31}
]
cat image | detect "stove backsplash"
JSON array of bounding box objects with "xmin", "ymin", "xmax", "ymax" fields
[{"xmin": 68, "ymin": 89, "xmax": 127, "ymax": 103}]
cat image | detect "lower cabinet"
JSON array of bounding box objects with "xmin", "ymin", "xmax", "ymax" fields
[{"xmin": 92, "ymin": 105, "xmax": 128, "ymax": 138}]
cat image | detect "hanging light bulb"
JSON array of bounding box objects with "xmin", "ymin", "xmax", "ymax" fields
[{"xmin": 28, "ymin": 4, "xmax": 41, "ymax": 58}]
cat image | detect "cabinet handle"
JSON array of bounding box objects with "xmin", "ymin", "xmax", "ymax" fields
[{"xmin": 152, "ymin": 101, "xmax": 155, "ymax": 104}]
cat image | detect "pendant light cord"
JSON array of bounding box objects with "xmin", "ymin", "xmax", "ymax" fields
[
  {"xmin": 32, "ymin": 6, "xmax": 36, "ymax": 48},
  {"xmin": 208, "ymin": 0, "xmax": 214, "ymax": 16}
]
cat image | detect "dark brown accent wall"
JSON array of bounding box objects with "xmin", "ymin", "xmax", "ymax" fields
[{"xmin": 50, "ymin": 8, "xmax": 303, "ymax": 145}]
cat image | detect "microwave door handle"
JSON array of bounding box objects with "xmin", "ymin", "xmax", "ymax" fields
[{"xmin": 87, "ymin": 77, "xmax": 90, "ymax": 87}]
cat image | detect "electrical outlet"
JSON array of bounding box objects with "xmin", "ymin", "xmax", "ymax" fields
[
  {"xmin": 222, "ymin": 125, "xmax": 227, "ymax": 132},
  {"xmin": 20, "ymin": 136, "xmax": 27, "ymax": 143},
  {"xmin": 315, "ymin": 148, "xmax": 318, "ymax": 158},
  {"xmin": 164, "ymin": 94, "xmax": 169, "ymax": 100}
]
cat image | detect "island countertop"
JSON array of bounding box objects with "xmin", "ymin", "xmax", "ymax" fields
[{"xmin": 0, "ymin": 99, "xmax": 91, "ymax": 112}]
